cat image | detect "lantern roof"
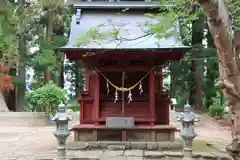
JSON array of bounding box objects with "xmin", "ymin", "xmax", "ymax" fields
[
  {"xmin": 179, "ymin": 103, "xmax": 199, "ymax": 122},
  {"xmin": 180, "ymin": 113, "xmax": 195, "ymax": 122},
  {"xmin": 52, "ymin": 112, "xmax": 72, "ymax": 121},
  {"xmin": 51, "ymin": 104, "xmax": 72, "ymax": 121},
  {"xmin": 59, "ymin": 8, "xmax": 190, "ymax": 52}
]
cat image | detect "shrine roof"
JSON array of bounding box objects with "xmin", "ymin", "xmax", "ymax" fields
[
  {"xmin": 66, "ymin": 1, "xmax": 172, "ymax": 9},
  {"xmin": 60, "ymin": 9, "xmax": 190, "ymax": 51}
]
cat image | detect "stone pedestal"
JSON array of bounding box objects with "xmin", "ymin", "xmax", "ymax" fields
[
  {"xmin": 54, "ymin": 134, "xmax": 69, "ymax": 160},
  {"xmin": 182, "ymin": 138, "xmax": 194, "ymax": 160},
  {"xmin": 56, "ymin": 146, "xmax": 66, "ymax": 160}
]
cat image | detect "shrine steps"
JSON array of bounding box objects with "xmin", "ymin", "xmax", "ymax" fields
[
  {"xmin": 66, "ymin": 141, "xmax": 183, "ymax": 151},
  {"xmin": 71, "ymin": 124, "xmax": 176, "ymax": 142}
]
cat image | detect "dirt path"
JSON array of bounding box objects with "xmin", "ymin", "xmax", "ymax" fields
[
  {"xmin": 0, "ymin": 113, "xmax": 232, "ymax": 158},
  {"xmin": 172, "ymin": 113, "xmax": 231, "ymax": 146}
]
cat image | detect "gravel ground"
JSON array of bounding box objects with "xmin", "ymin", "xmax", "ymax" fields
[{"xmin": 0, "ymin": 111, "xmax": 232, "ymax": 159}]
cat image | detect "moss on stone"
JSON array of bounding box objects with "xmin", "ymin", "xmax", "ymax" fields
[{"xmin": 175, "ymin": 138, "xmax": 215, "ymax": 152}]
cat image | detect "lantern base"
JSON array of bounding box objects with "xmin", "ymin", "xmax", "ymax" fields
[
  {"xmin": 183, "ymin": 147, "xmax": 194, "ymax": 160},
  {"xmin": 180, "ymin": 136, "xmax": 195, "ymax": 160},
  {"xmin": 53, "ymin": 133, "xmax": 71, "ymax": 160}
]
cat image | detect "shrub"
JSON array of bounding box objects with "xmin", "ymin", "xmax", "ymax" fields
[
  {"xmin": 209, "ymin": 104, "xmax": 225, "ymax": 119},
  {"xmin": 68, "ymin": 99, "xmax": 80, "ymax": 111},
  {"xmin": 25, "ymin": 82, "xmax": 67, "ymax": 115}
]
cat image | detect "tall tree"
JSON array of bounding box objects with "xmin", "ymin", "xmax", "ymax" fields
[
  {"xmin": 0, "ymin": 0, "xmax": 18, "ymax": 111},
  {"xmin": 191, "ymin": 11, "xmax": 205, "ymax": 111},
  {"xmin": 196, "ymin": 0, "xmax": 240, "ymax": 157},
  {"xmin": 42, "ymin": 1, "xmax": 54, "ymax": 83},
  {"xmin": 16, "ymin": 0, "xmax": 26, "ymax": 111},
  {"xmin": 204, "ymin": 27, "xmax": 219, "ymax": 109},
  {"xmin": 38, "ymin": 0, "xmax": 69, "ymax": 85}
]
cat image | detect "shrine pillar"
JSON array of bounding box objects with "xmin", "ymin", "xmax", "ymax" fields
[
  {"xmin": 94, "ymin": 71, "xmax": 100, "ymax": 125},
  {"xmin": 79, "ymin": 68, "xmax": 91, "ymax": 124},
  {"xmin": 159, "ymin": 68, "xmax": 163, "ymax": 92},
  {"xmin": 149, "ymin": 68, "xmax": 156, "ymax": 125}
]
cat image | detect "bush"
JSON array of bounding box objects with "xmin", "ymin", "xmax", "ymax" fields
[
  {"xmin": 68, "ymin": 99, "xmax": 80, "ymax": 111},
  {"xmin": 175, "ymin": 91, "xmax": 188, "ymax": 110},
  {"xmin": 209, "ymin": 104, "xmax": 225, "ymax": 119},
  {"xmin": 25, "ymin": 82, "xmax": 67, "ymax": 115}
]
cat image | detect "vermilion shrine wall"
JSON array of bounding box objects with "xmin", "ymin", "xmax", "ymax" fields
[{"xmin": 78, "ymin": 69, "xmax": 170, "ymax": 126}]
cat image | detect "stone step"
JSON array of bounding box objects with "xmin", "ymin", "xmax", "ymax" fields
[
  {"xmin": 36, "ymin": 159, "xmax": 98, "ymax": 160},
  {"xmin": 66, "ymin": 141, "xmax": 183, "ymax": 150},
  {"xmin": 108, "ymin": 145, "xmax": 126, "ymax": 150},
  {"xmin": 28, "ymin": 150, "xmax": 232, "ymax": 160}
]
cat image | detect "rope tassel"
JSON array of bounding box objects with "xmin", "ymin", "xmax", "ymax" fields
[
  {"xmin": 95, "ymin": 67, "xmax": 153, "ymax": 103},
  {"xmin": 128, "ymin": 90, "xmax": 132, "ymax": 103},
  {"xmin": 114, "ymin": 89, "xmax": 118, "ymax": 103},
  {"xmin": 106, "ymin": 80, "xmax": 110, "ymax": 94},
  {"xmin": 139, "ymin": 81, "xmax": 143, "ymax": 95}
]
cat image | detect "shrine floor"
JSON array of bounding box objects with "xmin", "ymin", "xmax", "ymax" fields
[{"xmin": 0, "ymin": 112, "xmax": 232, "ymax": 160}]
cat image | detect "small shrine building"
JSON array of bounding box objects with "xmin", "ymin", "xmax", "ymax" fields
[{"xmin": 60, "ymin": 0, "xmax": 190, "ymax": 142}]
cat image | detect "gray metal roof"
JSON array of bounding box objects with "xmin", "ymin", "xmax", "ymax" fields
[
  {"xmin": 60, "ymin": 10, "xmax": 189, "ymax": 50},
  {"xmin": 66, "ymin": 1, "xmax": 168, "ymax": 8}
]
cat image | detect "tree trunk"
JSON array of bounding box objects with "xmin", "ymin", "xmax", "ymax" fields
[
  {"xmin": 6, "ymin": 68, "xmax": 17, "ymax": 111},
  {"xmin": 53, "ymin": 25, "xmax": 65, "ymax": 88},
  {"xmin": 196, "ymin": 64, "xmax": 204, "ymax": 111},
  {"xmin": 0, "ymin": 92, "xmax": 9, "ymax": 112},
  {"xmin": 197, "ymin": 0, "xmax": 240, "ymax": 157},
  {"xmin": 190, "ymin": 11, "xmax": 205, "ymax": 111},
  {"xmin": 189, "ymin": 60, "xmax": 197, "ymax": 106},
  {"xmin": 15, "ymin": 0, "xmax": 26, "ymax": 112},
  {"xmin": 58, "ymin": 58, "xmax": 64, "ymax": 88},
  {"xmin": 205, "ymin": 28, "xmax": 218, "ymax": 109},
  {"xmin": 44, "ymin": 11, "xmax": 54, "ymax": 83}
]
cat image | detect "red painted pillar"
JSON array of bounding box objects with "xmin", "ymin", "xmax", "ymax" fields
[
  {"xmin": 159, "ymin": 68, "xmax": 163, "ymax": 92},
  {"xmin": 85, "ymin": 70, "xmax": 90, "ymax": 91},
  {"xmin": 80, "ymin": 100, "xmax": 84, "ymax": 124},
  {"xmin": 149, "ymin": 69, "xmax": 156, "ymax": 125},
  {"xmin": 80, "ymin": 69, "xmax": 88, "ymax": 125},
  {"xmin": 94, "ymin": 71, "xmax": 100, "ymax": 125}
]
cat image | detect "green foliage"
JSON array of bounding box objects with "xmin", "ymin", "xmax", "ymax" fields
[
  {"xmin": 209, "ymin": 104, "xmax": 225, "ymax": 119},
  {"xmin": 0, "ymin": 3, "xmax": 19, "ymax": 68},
  {"xmin": 64, "ymin": 60, "xmax": 85, "ymax": 98},
  {"xmin": 11, "ymin": 75, "xmax": 25, "ymax": 86},
  {"xmin": 67, "ymin": 99, "xmax": 80, "ymax": 111},
  {"xmin": 31, "ymin": 35, "xmax": 67, "ymax": 86},
  {"xmin": 33, "ymin": 35, "xmax": 66, "ymax": 71},
  {"xmin": 208, "ymin": 92, "xmax": 227, "ymax": 118},
  {"xmin": 24, "ymin": 0, "xmax": 71, "ymax": 86},
  {"xmin": 175, "ymin": 91, "xmax": 189, "ymax": 109},
  {"xmin": 25, "ymin": 82, "xmax": 67, "ymax": 114}
]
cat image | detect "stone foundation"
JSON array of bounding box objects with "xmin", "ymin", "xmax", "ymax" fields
[
  {"xmin": 73, "ymin": 125, "xmax": 175, "ymax": 142},
  {"xmin": 67, "ymin": 141, "xmax": 183, "ymax": 150},
  {"xmin": 32, "ymin": 150, "xmax": 232, "ymax": 160}
]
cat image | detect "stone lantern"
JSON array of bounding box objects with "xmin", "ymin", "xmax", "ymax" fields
[
  {"xmin": 179, "ymin": 103, "xmax": 199, "ymax": 160},
  {"xmin": 52, "ymin": 103, "xmax": 72, "ymax": 160}
]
